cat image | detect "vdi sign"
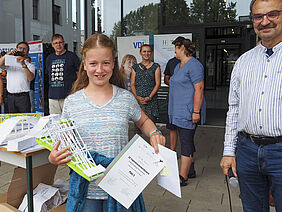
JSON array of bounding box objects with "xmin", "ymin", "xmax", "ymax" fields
[{"xmin": 133, "ymin": 42, "xmax": 145, "ymax": 49}]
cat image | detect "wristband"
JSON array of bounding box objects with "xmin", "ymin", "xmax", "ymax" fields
[
  {"xmin": 150, "ymin": 129, "xmax": 162, "ymax": 137},
  {"xmin": 193, "ymin": 111, "xmax": 200, "ymax": 114},
  {"xmin": 22, "ymin": 65, "xmax": 27, "ymax": 69}
]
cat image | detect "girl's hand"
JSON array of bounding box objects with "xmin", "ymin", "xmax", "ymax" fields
[
  {"xmin": 150, "ymin": 133, "xmax": 166, "ymax": 154},
  {"xmin": 48, "ymin": 140, "xmax": 72, "ymax": 166}
]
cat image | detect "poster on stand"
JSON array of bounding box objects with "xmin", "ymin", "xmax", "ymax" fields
[
  {"xmin": 154, "ymin": 33, "xmax": 192, "ymax": 85},
  {"xmin": 28, "ymin": 41, "xmax": 44, "ymax": 113},
  {"xmin": 117, "ymin": 35, "xmax": 150, "ymax": 65}
]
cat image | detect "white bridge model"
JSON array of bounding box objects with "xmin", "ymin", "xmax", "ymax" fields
[
  {"xmin": 0, "ymin": 115, "xmax": 60, "ymax": 151},
  {"xmin": 37, "ymin": 119, "xmax": 105, "ymax": 181}
]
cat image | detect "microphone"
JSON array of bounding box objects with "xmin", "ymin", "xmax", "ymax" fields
[{"xmin": 228, "ymin": 168, "xmax": 238, "ymax": 188}]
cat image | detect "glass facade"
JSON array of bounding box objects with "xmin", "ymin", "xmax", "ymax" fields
[{"xmin": 0, "ymin": 0, "xmax": 255, "ymax": 120}]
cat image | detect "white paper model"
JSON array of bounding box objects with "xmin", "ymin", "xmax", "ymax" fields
[
  {"xmin": 6, "ymin": 114, "xmax": 61, "ymax": 152},
  {"xmin": 0, "ymin": 116, "xmax": 39, "ymax": 145}
]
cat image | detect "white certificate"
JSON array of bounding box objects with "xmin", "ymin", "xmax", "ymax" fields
[
  {"xmin": 157, "ymin": 144, "xmax": 181, "ymax": 198},
  {"xmin": 97, "ymin": 134, "xmax": 165, "ymax": 209}
]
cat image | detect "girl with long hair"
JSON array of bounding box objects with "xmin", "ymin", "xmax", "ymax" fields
[
  {"xmin": 48, "ymin": 34, "xmax": 165, "ymax": 212},
  {"xmin": 120, "ymin": 54, "xmax": 137, "ymax": 91}
]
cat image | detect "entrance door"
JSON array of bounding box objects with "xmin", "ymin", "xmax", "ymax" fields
[
  {"xmin": 205, "ymin": 44, "xmax": 240, "ymax": 125},
  {"xmin": 205, "ymin": 44, "xmax": 240, "ymax": 90}
]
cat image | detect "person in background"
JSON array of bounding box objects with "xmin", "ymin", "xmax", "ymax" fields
[
  {"xmin": 45, "ymin": 34, "xmax": 80, "ymax": 114},
  {"xmin": 120, "ymin": 54, "xmax": 137, "ymax": 91},
  {"xmin": 164, "ymin": 36, "xmax": 196, "ymax": 178},
  {"xmin": 0, "ymin": 41, "xmax": 35, "ymax": 113},
  {"xmin": 48, "ymin": 33, "xmax": 165, "ymax": 212},
  {"xmin": 164, "ymin": 37, "xmax": 183, "ymax": 151},
  {"xmin": 131, "ymin": 44, "xmax": 161, "ymax": 122},
  {"xmin": 220, "ymin": 0, "xmax": 282, "ymax": 211},
  {"xmin": 168, "ymin": 38, "xmax": 205, "ymax": 186}
]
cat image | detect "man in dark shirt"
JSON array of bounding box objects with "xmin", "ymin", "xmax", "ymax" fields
[{"xmin": 45, "ymin": 34, "xmax": 80, "ymax": 114}]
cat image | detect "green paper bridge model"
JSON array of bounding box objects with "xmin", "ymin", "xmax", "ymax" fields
[{"xmin": 36, "ymin": 119, "xmax": 105, "ymax": 181}]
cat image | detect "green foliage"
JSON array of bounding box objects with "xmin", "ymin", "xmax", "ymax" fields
[
  {"xmin": 189, "ymin": 0, "xmax": 237, "ymax": 23},
  {"xmin": 161, "ymin": 0, "xmax": 190, "ymax": 25},
  {"xmin": 109, "ymin": 0, "xmax": 237, "ymax": 41}
]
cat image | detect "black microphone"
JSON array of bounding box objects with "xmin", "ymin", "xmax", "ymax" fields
[{"xmin": 228, "ymin": 168, "xmax": 238, "ymax": 188}]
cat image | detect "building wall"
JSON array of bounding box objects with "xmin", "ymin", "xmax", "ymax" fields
[{"xmin": 0, "ymin": 0, "xmax": 92, "ymax": 56}]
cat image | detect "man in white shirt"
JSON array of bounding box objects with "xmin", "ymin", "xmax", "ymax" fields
[
  {"xmin": 0, "ymin": 41, "xmax": 35, "ymax": 113},
  {"xmin": 220, "ymin": 0, "xmax": 282, "ymax": 211}
]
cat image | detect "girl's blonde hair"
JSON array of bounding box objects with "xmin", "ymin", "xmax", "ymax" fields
[
  {"xmin": 120, "ymin": 54, "xmax": 137, "ymax": 73},
  {"xmin": 71, "ymin": 33, "xmax": 125, "ymax": 94}
]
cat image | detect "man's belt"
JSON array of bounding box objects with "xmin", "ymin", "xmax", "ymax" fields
[
  {"xmin": 240, "ymin": 131, "xmax": 282, "ymax": 145},
  {"xmin": 7, "ymin": 92, "xmax": 29, "ymax": 96}
]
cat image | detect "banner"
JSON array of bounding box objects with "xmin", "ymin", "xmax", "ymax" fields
[
  {"xmin": 154, "ymin": 33, "xmax": 192, "ymax": 77},
  {"xmin": 0, "ymin": 44, "xmax": 16, "ymax": 55},
  {"xmin": 117, "ymin": 35, "xmax": 150, "ymax": 66},
  {"xmin": 28, "ymin": 40, "xmax": 44, "ymax": 113}
]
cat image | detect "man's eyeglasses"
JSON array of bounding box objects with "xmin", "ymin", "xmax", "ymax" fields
[
  {"xmin": 17, "ymin": 47, "xmax": 27, "ymax": 51},
  {"xmin": 53, "ymin": 41, "xmax": 64, "ymax": 45},
  {"xmin": 252, "ymin": 10, "xmax": 282, "ymax": 23}
]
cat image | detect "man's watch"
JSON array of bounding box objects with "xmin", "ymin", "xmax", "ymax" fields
[{"xmin": 22, "ymin": 65, "xmax": 27, "ymax": 69}]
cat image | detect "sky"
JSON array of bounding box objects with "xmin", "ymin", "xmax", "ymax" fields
[{"xmin": 102, "ymin": 0, "xmax": 252, "ymax": 35}]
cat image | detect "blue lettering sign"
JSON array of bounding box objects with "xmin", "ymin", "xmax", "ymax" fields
[{"xmin": 133, "ymin": 42, "xmax": 145, "ymax": 49}]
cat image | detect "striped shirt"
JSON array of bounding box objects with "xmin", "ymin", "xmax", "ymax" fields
[
  {"xmin": 61, "ymin": 85, "xmax": 141, "ymax": 199},
  {"xmin": 224, "ymin": 42, "xmax": 282, "ymax": 156}
]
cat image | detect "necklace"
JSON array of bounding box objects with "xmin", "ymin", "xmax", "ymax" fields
[{"xmin": 142, "ymin": 61, "xmax": 152, "ymax": 68}]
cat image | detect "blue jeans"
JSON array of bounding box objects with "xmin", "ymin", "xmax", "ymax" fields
[
  {"xmin": 83, "ymin": 199, "xmax": 133, "ymax": 212},
  {"xmin": 83, "ymin": 199, "xmax": 107, "ymax": 212},
  {"xmin": 236, "ymin": 133, "xmax": 282, "ymax": 212}
]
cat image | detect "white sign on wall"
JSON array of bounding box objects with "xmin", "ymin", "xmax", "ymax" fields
[
  {"xmin": 154, "ymin": 33, "xmax": 192, "ymax": 75},
  {"xmin": 0, "ymin": 43, "xmax": 16, "ymax": 55}
]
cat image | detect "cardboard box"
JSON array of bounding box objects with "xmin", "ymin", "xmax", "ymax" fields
[
  {"xmin": 7, "ymin": 163, "xmax": 57, "ymax": 208},
  {"xmin": 0, "ymin": 163, "xmax": 61, "ymax": 211},
  {"xmin": 48, "ymin": 203, "xmax": 66, "ymax": 212},
  {"xmin": 0, "ymin": 203, "xmax": 20, "ymax": 212},
  {"xmin": 0, "ymin": 194, "xmax": 19, "ymax": 211},
  {"xmin": 0, "ymin": 196, "xmax": 66, "ymax": 212}
]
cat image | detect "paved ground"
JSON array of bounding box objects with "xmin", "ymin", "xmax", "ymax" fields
[{"xmin": 0, "ymin": 125, "xmax": 276, "ymax": 212}]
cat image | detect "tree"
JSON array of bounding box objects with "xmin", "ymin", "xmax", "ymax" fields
[
  {"xmin": 110, "ymin": 3, "xmax": 159, "ymax": 41},
  {"xmin": 110, "ymin": 0, "xmax": 237, "ymax": 41},
  {"xmin": 161, "ymin": 0, "xmax": 190, "ymax": 25},
  {"xmin": 189, "ymin": 0, "xmax": 237, "ymax": 23}
]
